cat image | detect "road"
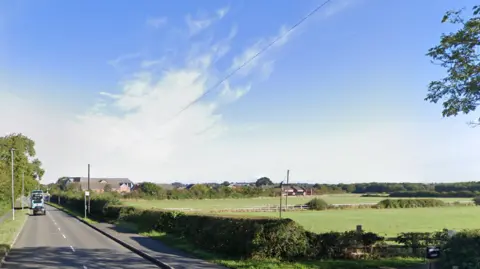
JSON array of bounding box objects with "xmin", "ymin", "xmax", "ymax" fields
[{"xmin": 1, "ymin": 205, "xmax": 160, "ymax": 269}]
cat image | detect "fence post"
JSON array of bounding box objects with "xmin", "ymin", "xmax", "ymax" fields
[{"xmin": 356, "ymin": 225, "xmax": 363, "ymax": 253}]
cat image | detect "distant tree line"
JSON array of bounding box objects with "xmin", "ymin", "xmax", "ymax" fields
[
  {"xmin": 313, "ymin": 182, "xmax": 480, "ymax": 197},
  {"xmin": 123, "ymin": 182, "xmax": 278, "ymax": 200}
]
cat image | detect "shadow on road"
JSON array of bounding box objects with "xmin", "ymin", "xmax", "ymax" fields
[{"xmin": 1, "ymin": 247, "xmax": 159, "ymax": 269}]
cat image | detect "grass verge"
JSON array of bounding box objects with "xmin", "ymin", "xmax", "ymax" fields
[
  {"xmin": 0, "ymin": 210, "xmax": 28, "ymax": 259},
  {"xmin": 116, "ymin": 221, "xmax": 425, "ymax": 269},
  {"xmin": 46, "ymin": 202, "xmax": 97, "ymax": 224}
]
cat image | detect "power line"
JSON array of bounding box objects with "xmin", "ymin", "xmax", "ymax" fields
[{"xmin": 161, "ymin": 0, "xmax": 333, "ymax": 126}]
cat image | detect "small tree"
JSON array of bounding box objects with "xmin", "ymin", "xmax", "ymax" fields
[{"xmin": 255, "ymin": 177, "xmax": 273, "ymax": 187}]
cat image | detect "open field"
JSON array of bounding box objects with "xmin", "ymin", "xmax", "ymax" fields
[
  {"xmin": 122, "ymin": 194, "xmax": 480, "ymax": 237},
  {"xmin": 226, "ymin": 206, "xmax": 480, "ymax": 236},
  {"xmin": 122, "ymin": 194, "xmax": 473, "ymax": 210}
]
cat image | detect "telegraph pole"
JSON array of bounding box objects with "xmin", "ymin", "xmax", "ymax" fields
[
  {"xmin": 10, "ymin": 148, "xmax": 15, "ymax": 221},
  {"xmin": 279, "ymin": 181, "xmax": 284, "ymax": 219},
  {"xmin": 285, "ymin": 170, "xmax": 290, "ymax": 210},
  {"xmin": 87, "ymin": 164, "xmax": 91, "ymax": 214},
  {"xmin": 22, "ymin": 171, "xmax": 24, "ymax": 211}
]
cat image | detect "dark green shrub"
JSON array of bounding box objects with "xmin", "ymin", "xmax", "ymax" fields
[
  {"xmin": 252, "ymin": 218, "xmax": 309, "ymax": 259},
  {"xmin": 376, "ymin": 198, "xmax": 445, "ymax": 208},
  {"xmin": 306, "ymin": 198, "xmax": 329, "ymax": 210},
  {"xmin": 440, "ymin": 229, "xmax": 480, "ymax": 269},
  {"xmin": 472, "ymin": 196, "xmax": 480, "ymax": 205}
]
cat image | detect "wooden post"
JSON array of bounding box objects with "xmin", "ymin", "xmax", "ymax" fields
[
  {"xmin": 356, "ymin": 225, "xmax": 363, "ymax": 250},
  {"xmin": 285, "ymin": 170, "xmax": 289, "ymax": 210}
]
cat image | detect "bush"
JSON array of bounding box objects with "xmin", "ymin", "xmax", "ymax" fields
[
  {"xmin": 306, "ymin": 198, "xmax": 329, "ymax": 210},
  {"xmin": 440, "ymin": 229, "xmax": 480, "ymax": 269},
  {"xmin": 473, "ymin": 196, "xmax": 480, "ymax": 206},
  {"xmin": 376, "ymin": 199, "xmax": 445, "ymax": 208},
  {"xmin": 50, "ymin": 192, "xmax": 121, "ymax": 220}
]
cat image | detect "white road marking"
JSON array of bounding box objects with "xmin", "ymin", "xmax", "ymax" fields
[
  {"xmin": 70, "ymin": 246, "xmax": 75, "ymax": 252},
  {"xmin": 62, "ymin": 234, "xmax": 66, "ymax": 239},
  {"xmin": 58, "ymin": 227, "xmax": 61, "ymax": 231},
  {"xmin": 83, "ymin": 266, "xmax": 88, "ymax": 269}
]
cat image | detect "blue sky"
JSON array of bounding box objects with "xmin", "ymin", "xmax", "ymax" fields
[{"xmin": 1, "ymin": 0, "xmax": 479, "ymax": 184}]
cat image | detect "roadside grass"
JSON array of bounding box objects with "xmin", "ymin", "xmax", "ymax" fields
[
  {"xmin": 46, "ymin": 202, "xmax": 97, "ymax": 224},
  {"xmin": 122, "ymin": 194, "xmax": 473, "ymax": 211},
  {"xmin": 0, "ymin": 210, "xmax": 28, "ymax": 258},
  {"xmin": 117, "ymin": 221, "xmax": 424, "ymax": 269}
]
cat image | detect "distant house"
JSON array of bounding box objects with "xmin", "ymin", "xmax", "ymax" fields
[
  {"xmin": 283, "ymin": 185, "xmax": 307, "ymax": 196},
  {"xmin": 291, "ymin": 186, "xmax": 306, "ymax": 196},
  {"xmin": 283, "ymin": 186, "xmax": 296, "ymax": 196},
  {"xmin": 63, "ymin": 177, "xmax": 134, "ymax": 193}
]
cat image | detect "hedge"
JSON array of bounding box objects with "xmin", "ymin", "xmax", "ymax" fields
[
  {"xmin": 50, "ymin": 193, "xmax": 121, "ymax": 220},
  {"xmin": 389, "ymin": 191, "xmax": 479, "ymax": 198},
  {"xmin": 376, "ymin": 199, "xmax": 445, "ymax": 208}
]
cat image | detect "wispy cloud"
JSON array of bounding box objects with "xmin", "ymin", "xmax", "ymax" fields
[
  {"xmin": 146, "ymin": 17, "xmax": 167, "ymax": 28},
  {"xmin": 320, "ymin": 0, "xmax": 359, "ymax": 18},
  {"xmin": 185, "ymin": 6, "xmax": 230, "ymax": 36},
  {"xmin": 107, "ymin": 52, "xmax": 142, "ymax": 71},
  {"xmin": 216, "ymin": 7, "xmax": 229, "ymax": 19},
  {"xmin": 230, "ymin": 25, "xmax": 293, "ymax": 80}
]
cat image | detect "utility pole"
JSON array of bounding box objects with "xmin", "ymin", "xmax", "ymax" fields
[
  {"xmin": 22, "ymin": 171, "xmax": 24, "ymax": 211},
  {"xmin": 87, "ymin": 164, "xmax": 91, "ymax": 214},
  {"xmin": 279, "ymin": 181, "xmax": 284, "ymax": 219},
  {"xmin": 10, "ymin": 148, "xmax": 15, "ymax": 221},
  {"xmin": 285, "ymin": 169, "xmax": 290, "ymax": 210}
]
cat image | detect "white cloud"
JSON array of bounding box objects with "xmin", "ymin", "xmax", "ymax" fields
[
  {"xmin": 185, "ymin": 7, "xmax": 229, "ymax": 36},
  {"xmin": 107, "ymin": 52, "xmax": 142, "ymax": 71},
  {"xmin": 230, "ymin": 25, "xmax": 293, "ymax": 79},
  {"xmin": 319, "ymin": 0, "xmax": 360, "ymax": 18},
  {"xmin": 146, "ymin": 17, "xmax": 167, "ymax": 28},
  {"xmin": 216, "ymin": 7, "xmax": 229, "ymax": 19}
]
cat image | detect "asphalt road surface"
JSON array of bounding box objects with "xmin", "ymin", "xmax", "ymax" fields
[{"xmin": 1, "ymin": 205, "xmax": 160, "ymax": 269}]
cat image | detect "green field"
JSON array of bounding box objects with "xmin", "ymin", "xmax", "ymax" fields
[
  {"xmin": 122, "ymin": 194, "xmax": 479, "ymax": 237},
  {"xmin": 122, "ymin": 194, "xmax": 473, "ymax": 210},
  {"xmin": 226, "ymin": 206, "xmax": 480, "ymax": 236}
]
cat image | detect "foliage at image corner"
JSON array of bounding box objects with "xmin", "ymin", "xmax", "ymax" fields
[
  {"xmin": 426, "ymin": 5, "xmax": 480, "ymax": 125},
  {"xmin": 440, "ymin": 229, "xmax": 480, "ymax": 269}
]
